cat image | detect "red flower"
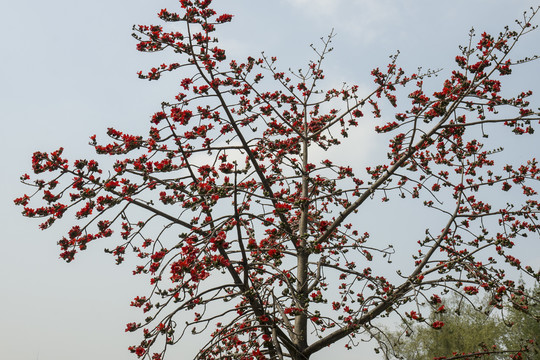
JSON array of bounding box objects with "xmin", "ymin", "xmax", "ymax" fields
[
  {"xmin": 215, "ymin": 14, "xmax": 233, "ymax": 23},
  {"xmin": 435, "ymin": 305, "xmax": 445, "ymax": 313},
  {"xmin": 409, "ymin": 311, "xmax": 419, "ymax": 320},
  {"xmin": 431, "ymin": 321, "xmax": 444, "ymax": 329},
  {"xmin": 125, "ymin": 322, "xmax": 138, "ymax": 332},
  {"xmin": 463, "ymin": 286, "xmax": 479, "ymax": 295},
  {"xmin": 135, "ymin": 346, "xmax": 145, "ymax": 356}
]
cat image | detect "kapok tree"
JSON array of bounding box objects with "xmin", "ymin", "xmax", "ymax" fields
[{"xmin": 15, "ymin": 1, "xmax": 540, "ymax": 359}]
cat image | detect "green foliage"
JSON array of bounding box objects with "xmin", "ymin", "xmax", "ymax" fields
[
  {"xmin": 383, "ymin": 286, "xmax": 539, "ymax": 360},
  {"xmin": 503, "ymin": 285, "xmax": 540, "ymax": 359}
]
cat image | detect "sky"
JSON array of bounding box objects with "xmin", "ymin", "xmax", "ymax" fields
[{"xmin": 1, "ymin": 1, "xmax": 539, "ymax": 359}]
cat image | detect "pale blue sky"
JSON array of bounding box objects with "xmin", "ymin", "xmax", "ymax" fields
[{"xmin": 1, "ymin": 1, "xmax": 539, "ymax": 359}]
